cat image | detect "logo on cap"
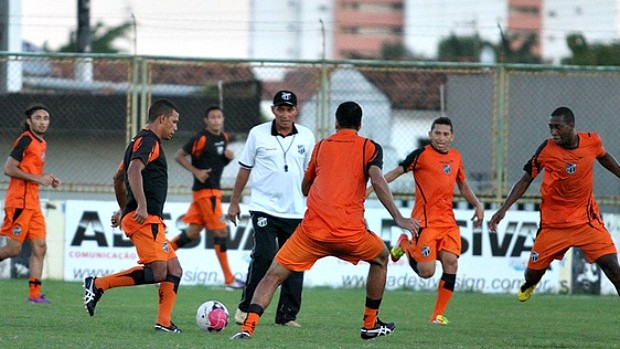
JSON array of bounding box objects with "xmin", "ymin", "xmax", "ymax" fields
[{"xmin": 273, "ymin": 90, "xmax": 297, "ymax": 106}]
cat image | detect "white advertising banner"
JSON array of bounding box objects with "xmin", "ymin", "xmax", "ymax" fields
[{"xmin": 64, "ymin": 200, "xmax": 566, "ymax": 294}]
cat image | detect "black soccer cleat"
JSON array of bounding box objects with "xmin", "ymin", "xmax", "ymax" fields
[
  {"xmin": 83, "ymin": 276, "xmax": 103, "ymax": 316},
  {"xmin": 154, "ymin": 322, "xmax": 182, "ymax": 333},
  {"xmin": 360, "ymin": 318, "xmax": 396, "ymax": 340}
]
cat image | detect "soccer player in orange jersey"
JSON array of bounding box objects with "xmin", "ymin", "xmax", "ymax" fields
[
  {"xmin": 231, "ymin": 101, "xmax": 420, "ymax": 340},
  {"xmin": 169, "ymin": 105, "xmax": 244, "ymax": 289},
  {"xmin": 0, "ymin": 104, "xmax": 61, "ymax": 304},
  {"xmin": 375, "ymin": 116, "xmax": 484, "ymax": 325},
  {"xmin": 490, "ymin": 106, "xmax": 620, "ymax": 301},
  {"xmin": 83, "ymin": 99, "xmax": 184, "ymax": 333}
]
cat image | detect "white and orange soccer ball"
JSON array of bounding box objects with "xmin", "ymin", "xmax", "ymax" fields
[{"xmin": 196, "ymin": 300, "xmax": 229, "ymax": 332}]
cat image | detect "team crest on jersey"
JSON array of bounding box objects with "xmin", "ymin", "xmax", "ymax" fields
[
  {"xmin": 421, "ymin": 245, "xmax": 431, "ymax": 257},
  {"xmin": 297, "ymin": 145, "xmax": 306, "ymax": 155},
  {"xmin": 216, "ymin": 145, "xmax": 224, "ymax": 155},
  {"xmin": 257, "ymin": 217, "xmax": 268, "ymax": 228},
  {"xmin": 566, "ymin": 163, "xmax": 576, "ymax": 174},
  {"xmin": 442, "ymin": 164, "xmax": 451, "ymax": 175},
  {"xmin": 530, "ymin": 251, "xmax": 539, "ymax": 262},
  {"xmin": 162, "ymin": 242, "xmax": 170, "ymax": 253},
  {"xmin": 12, "ymin": 225, "xmax": 22, "ymax": 236}
]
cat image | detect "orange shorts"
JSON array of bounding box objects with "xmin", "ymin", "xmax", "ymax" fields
[
  {"xmin": 121, "ymin": 212, "xmax": 177, "ymax": 265},
  {"xmin": 0, "ymin": 208, "xmax": 46, "ymax": 242},
  {"xmin": 528, "ymin": 222, "xmax": 617, "ymax": 270},
  {"xmin": 182, "ymin": 189, "xmax": 226, "ymax": 230},
  {"xmin": 410, "ymin": 226, "xmax": 461, "ymax": 262},
  {"xmin": 276, "ymin": 225, "xmax": 386, "ymax": 272}
]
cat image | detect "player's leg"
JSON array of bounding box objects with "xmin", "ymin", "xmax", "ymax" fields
[
  {"xmin": 211, "ymin": 227, "xmax": 244, "ymax": 288},
  {"xmin": 236, "ymin": 212, "xmax": 280, "ymax": 325},
  {"xmin": 431, "ymin": 250, "xmax": 458, "ymax": 324},
  {"xmin": 409, "ymin": 229, "xmax": 438, "ymax": 278},
  {"xmin": 28, "ymin": 238, "xmax": 48, "ymax": 302},
  {"xmin": 155, "ymin": 257, "xmax": 183, "ymax": 333},
  {"xmin": 595, "ymin": 253, "xmax": 620, "ymax": 296},
  {"xmin": 233, "ymin": 260, "xmax": 292, "ymax": 339},
  {"xmin": 359, "ymin": 233, "xmax": 396, "ymax": 340},
  {"xmin": 274, "ymin": 217, "xmax": 303, "ymax": 326}
]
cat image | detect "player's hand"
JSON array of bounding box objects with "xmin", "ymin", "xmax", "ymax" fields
[
  {"xmin": 471, "ymin": 206, "xmax": 484, "ymax": 228},
  {"xmin": 395, "ymin": 216, "xmax": 420, "ymax": 235},
  {"xmin": 134, "ymin": 206, "xmax": 148, "ymax": 224},
  {"xmin": 194, "ymin": 169, "xmax": 211, "ymax": 183},
  {"xmin": 51, "ymin": 176, "xmax": 62, "ymax": 188},
  {"xmin": 488, "ymin": 210, "xmax": 505, "ymax": 233},
  {"xmin": 111, "ymin": 210, "xmax": 122, "ymax": 228},
  {"xmin": 226, "ymin": 202, "xmax": 241, "ymax": 227},
  {"xmin": 39, "ymin": 173, "xmax": 55, "ymax": 187},
  {"xmin": 224, "ymin": 148, "xmax": 234, "ymax": 160}
]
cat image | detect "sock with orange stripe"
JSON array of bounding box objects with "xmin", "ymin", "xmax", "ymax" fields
[
  {"xmin": 95, "ymin": 266, "xmax": 155, "ymax": 291},
  {"xmin": 241, "ymin": 304, "xmax": 264, "ymax": 335},
  {"xmin": 214, "ymin": 237, "xmax": 234, "ymax": 284},
  {"xmin": 28, "ymin": 277, "xmax": 41, "ymax": 299},
  {"xmin": 157, "ymin": 274, "xmax": 181, "ymax": 327},
  {"xmin": 432, "ymin": 273, "xmax": 456, "ymax": 319},
  {"xmin": 363, "ymin": 297, "xmax": 381, "ymax": 329}
]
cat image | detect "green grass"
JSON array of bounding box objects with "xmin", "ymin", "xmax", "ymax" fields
[{"xmin": 0, "ymin": 279, "xmax": 617, "ymax": 349}]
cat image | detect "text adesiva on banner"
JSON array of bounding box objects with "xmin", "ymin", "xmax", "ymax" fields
[{"xmin": 63, "ymin": 200, "xmax": 572, "ymax": 294}]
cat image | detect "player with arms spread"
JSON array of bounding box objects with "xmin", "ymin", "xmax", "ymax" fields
[
  {"xmin": 376, "ymin": 116, "xmax": 484, "ymax": 325},
  {"xmin": 231, "ymin": 101, "xmax": 420, "ymax": 340},
  {"xmin": 490, "ymin": 106, "xmax": 620, "ymax": 300}
]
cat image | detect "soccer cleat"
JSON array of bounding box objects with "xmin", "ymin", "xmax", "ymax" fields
[
  {"xmin": 360, "ymin": 318, "xmax": 396, "ymax": 340},
  {"xmin": 430, "ymin": 314, "xmax": 449, "ymax": 325},
  {"xmin": 225, "ymin": 278, "xmax": 246, "ymax": 290},
  {"xmin": 390, "ymin": 234, "xmax": 408, "ymax": 262},
  {"xmin": 277, "ymin": 320, "xmax": 301, "ymax": 327},
  {"xmin": 234, "ymin": 308, "xmax": 247, "ymax": 325},
  {"xmin": 154, "ymin": 322, "xmax": 182, "ymax": 333},
  {"xmin": 83, "ymin": 276, "xmax": 103, "ymax": 316},
  {"xmin": 27, "ymin": 294, "xmax": 51, "ymax": 304},
  {"xmin": 517, "ymin": 281, "xmax": 536, "ymax": 302},
  {"xmin": 230, "ymin": 331, "xmax": 251, "ymax": 340}
]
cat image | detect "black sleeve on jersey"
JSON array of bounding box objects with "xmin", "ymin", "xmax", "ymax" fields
[
  {"xmin": 10, "ymin": 135, "xmax": 33, "ymax": 162},
  {"xmin": 131, "ymin": 135, "xmax": 158, "ymax": 165},
  {"xmin": 366, "ymin": 139, "xmax": 384, "ymax": 174},
  {"xmin": 523, "ymin": 140, "xmax": 548, "ymax": 175},
  {"xmin": 399, "ymin": 147, "xmax": 425, "ymax": 173}
]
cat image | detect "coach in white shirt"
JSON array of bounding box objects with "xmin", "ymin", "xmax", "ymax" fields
[{"xmin": 227, "ymin": 90, "xmax": 315, "ymax": 328}]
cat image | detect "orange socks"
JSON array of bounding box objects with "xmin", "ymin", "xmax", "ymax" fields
[
  {"xmin": 215, "ymin": 243, "xmax": 234, "ymax": 284},
  {"xmin": 432, "ymin": 273, "xmax": 456, "ymax": 318},
  {"xmin": 95, "ymin": 266, "xmax": 147, "ymax": 291},
  {"xmin": 157, "ymin": 281, "xmax": 177, "ymax": 326},
  {"xmin": 28, "ymin": 277, "xmax": 41, "ymax": 299}
]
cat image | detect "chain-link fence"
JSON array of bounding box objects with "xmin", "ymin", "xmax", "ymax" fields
[{"xmin": 1, "ymin": 52, "xmax": 620, "ymax": 208}]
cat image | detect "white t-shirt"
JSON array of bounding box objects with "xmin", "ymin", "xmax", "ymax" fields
[{"xmin": 238, "ymin": 121, "xmax": 316, "ymax": 218}]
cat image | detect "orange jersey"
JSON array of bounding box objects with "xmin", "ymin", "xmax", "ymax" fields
[
  {"xmin": 4, "ymin": 131, "xmax": 46, "ymax": 209},
  {"xmin": 525, "ymin": 132, "xmax": 605, "ymax": 228},
  {"xmin": 400, "ymin": 145, "xmax": 465, "ymax": 228},
  {"xmin": 302, "ymin": 129, "xmax": 383, "ymax": 242}
]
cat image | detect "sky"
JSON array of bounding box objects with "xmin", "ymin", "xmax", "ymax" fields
[{"xmin": 18, "ymin": 0, "xmax": 250, "ymax": 58}]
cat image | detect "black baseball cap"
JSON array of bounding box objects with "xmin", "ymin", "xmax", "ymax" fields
[{"xmin": 273, "ymin": 90, "xmax": 297, "ymax": 106}]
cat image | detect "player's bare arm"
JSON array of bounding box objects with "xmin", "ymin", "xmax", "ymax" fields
[
  {"xmin": 597, "ymin": 152, "xmax": 620, "ymax": 178},
  {"xmin": 301, "ymin": 177, "xmax": 313, "ymax": 196},
  {"xmin": 489, "ymin": 172, "xmax": 534, "ymax": 232},
  {"xmin": 457, "ymin": 179, "xmax": 484, "ymax": 228},
  {"xmin": 365, "ymin": 165, "xmax": 404, "ymax": 197},
  {"xmin": 127, "ymin": 159, "xmax": 148, "ymax": 224},
  {"xmin": 369, "ymin": 165, "xmax": 420, "ymax": 234},
  {"xmin": 3, "ymin": 156, "xmax": 56, "ymax": 186},
  {"xmin": 175, "ymin": 148, "xmax": 211, "ymax": 183},
  {"xmin": 226, "ymin": 167, "xmax": 251, "ymax": 226}
]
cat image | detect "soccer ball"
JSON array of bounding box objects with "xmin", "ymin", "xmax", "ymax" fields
[{"xmin": 196, "ymin": 300, "xmax": 229, "ymax": 332}]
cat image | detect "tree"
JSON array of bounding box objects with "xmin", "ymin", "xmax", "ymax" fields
[
  {"xmin": 561, "ymin": 33, "xmax": 620, "ymax": 66},
  {"xmin": 49, "ymin": 21, "xmax": 132, "ymax": 54},
  {"xmin": 437, "ymin": 33, "xmax": 485, "ymax": 62}
]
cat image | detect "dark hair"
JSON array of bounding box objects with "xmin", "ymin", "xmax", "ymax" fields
[
  {"xmin": 22, "ymin": 104, "xmax": 51, "ymax": 132},
  {"xmin": 148, "ymin": 99, "xmax": 179, "ymax": 122},
  {"xmin": 431, "ymin": 116, "xmax": 453, "ymax": 132},
  {"xmin": 550, "ymin": 106, "xmax": 575, "ymax": 125},
  {"xmin": 335, "ymin": 101, "xmax": 362, "ymax": 129},
  {"xmin": 204, "ymin": 105, "xmax": 222, "ymax": 117}
]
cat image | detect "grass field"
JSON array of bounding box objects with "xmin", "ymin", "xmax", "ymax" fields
[{"xmin": 0, "ymin": 279, "xmax": 617, "ymax": 349}]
